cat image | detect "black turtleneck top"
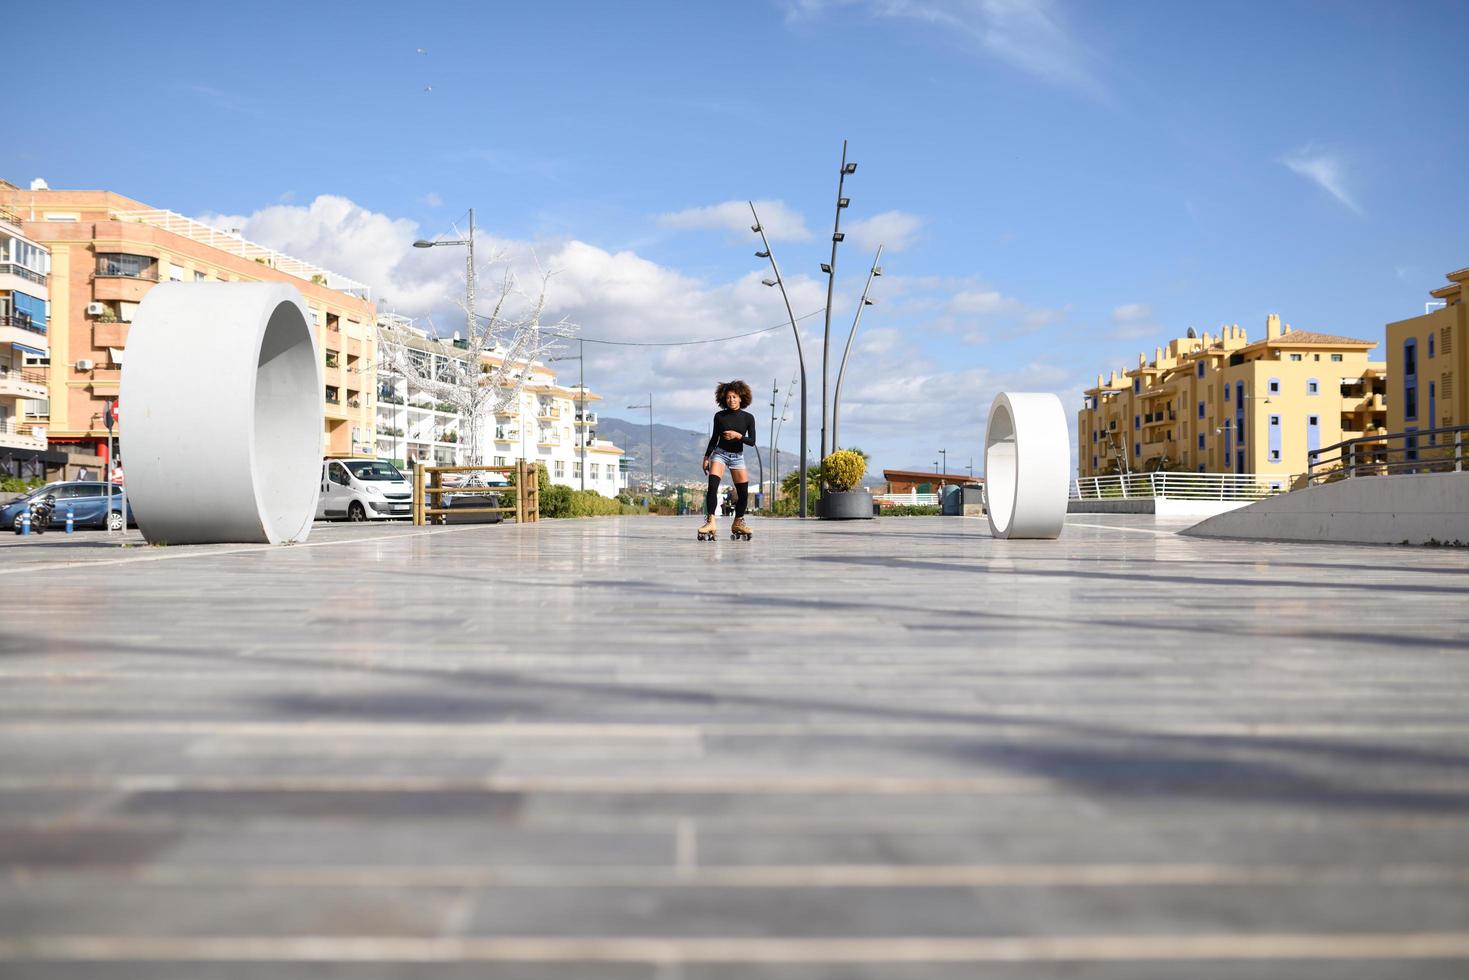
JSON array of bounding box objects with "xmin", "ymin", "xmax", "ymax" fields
[{"xmin": 705, "ymin": 409, "xmax": 756, "ymax": 456}]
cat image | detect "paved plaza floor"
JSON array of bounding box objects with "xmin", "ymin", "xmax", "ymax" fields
[{"xmin": 0, "ymin": 514, "xmax": 1467, "ymax": 978}]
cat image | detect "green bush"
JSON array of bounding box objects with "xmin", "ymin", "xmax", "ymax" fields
[
  {"xmin": 879, "ymin": 505, "xmax": 942, "ymax": 516},
  {"xmin": 0, "ymin": 477, "xmax": 44, "ymax": 494}
]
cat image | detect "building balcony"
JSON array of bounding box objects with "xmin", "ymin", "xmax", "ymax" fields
[
  {"xmin": 0, "ymin": 418, "xmax": 46, "ymax": 451},
  {"xmin": 92, "ymin": 322, "xmax": 129, "ymax": 348},
  {"xmin": 0, "ymin": 317, "xmax": 48, "ymax": 351},
  {"xmin": 91, "ymin": 274, "xmax": 156, "ymax": 303},
  {"xmin": 0, "ymin": 264, "xmax": 48, "ymax": 298},
  {"xmin": 0, "ymin": 366, "xmax": 48, "ymax": 401},
  {"xmin": 494, "ymin": 431, "xmax": 519, "ymax": 442},
  {"xmin": 575, "ymin": 412, "xmax": 598, "ymax": 425}
]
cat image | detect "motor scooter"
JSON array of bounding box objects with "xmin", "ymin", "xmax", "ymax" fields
[{"xmin": 26, "ymin": 494, "xmax": 55, "ymax": 534}]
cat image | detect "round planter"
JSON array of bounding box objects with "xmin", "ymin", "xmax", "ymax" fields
[
  {"xmin": 122, "ymin": 282, "xmax": 323, "ymax": 545},
  {"xmin": 818, "ymin": 489, "xmax": 875, "ymax": 520}
]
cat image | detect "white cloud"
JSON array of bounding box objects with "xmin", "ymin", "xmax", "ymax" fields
[
  {"xmin": 846, "ymin": 210, "xmax": 924, "ymax": 253},
  {"xmin": 205, "ymin": 193, "xmax": 1073, "ymax": 473},
  {"xmin": 1280, "ymin": 146, "xmax": 1364, "ymax": 215},
  {"xmin": 1111, "ymin": 302, "xmax": 1151, "ymax": 323},
  {"xmin": 783, "ymin": 0, "xmax": 1107, "ymax": 100},
  {"xmin": 422, "ymin": 192, "xmax": 443, "ymax": 208},
  {"xmin": 656, "ymin": 199, "xmax": 812, "ymax": 242}
]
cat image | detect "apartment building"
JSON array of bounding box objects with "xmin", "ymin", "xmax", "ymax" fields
[
  {"xmin": 376, "ymin": 315, "xmax": 626, "ymax": 495},
  {"xmin": 1385, "ymin": 267, "xmax": 1466, "ymax": 448},
  {"xmin": 1078, "ymin": 314, "xmax": 1385, "ymax": 485},
  {"xmin": 0, "ymin": 182, "xmax": 378, "ymax": 471},
  {"xmin": 0, "ymin": 201, "xmax": 62, "ymax": 478}
]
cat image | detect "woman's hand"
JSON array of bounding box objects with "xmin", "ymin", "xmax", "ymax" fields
[
  {"xmin": 721, "ymin": 429, "xmax": 742, "ymax": 441},
  {"xmin": 702, "ymin": 457, "xmax": 711, "ymax": 474}
]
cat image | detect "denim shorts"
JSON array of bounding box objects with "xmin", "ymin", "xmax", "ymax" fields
[{"xmin": 709, "ymin": 448, "xmax": 747, "ymax": 471}]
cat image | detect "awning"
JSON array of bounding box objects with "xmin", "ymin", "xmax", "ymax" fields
[{"xmin": 11, "ymin": 342, "xmax": 47, "ymax": 358}]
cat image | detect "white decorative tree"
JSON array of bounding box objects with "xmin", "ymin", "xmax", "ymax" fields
[{"xmin": 378, "ymin": 258, "xmax": 573, "ymax": 466}]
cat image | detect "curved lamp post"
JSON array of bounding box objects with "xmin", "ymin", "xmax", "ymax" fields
[
  {"xmin": 829, "ymin": 245, "xmax": 882, "ymax": 453},
  {"xmin": 750, "ymin": 202, "xmax": 810, "ymax": 518},
  {"xmin": 819, "ymin": 141, "xmax": 856, "ymax": 466}
]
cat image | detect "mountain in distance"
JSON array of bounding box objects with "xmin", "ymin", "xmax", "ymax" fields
[{"xmin": 595, "ymin": 416, "xmax": 804, "ymax": 488}]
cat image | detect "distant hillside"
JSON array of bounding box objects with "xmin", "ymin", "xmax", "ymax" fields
[{"xmin": 597, "ymin": 416, "xmax": 802, "ymax": 487}]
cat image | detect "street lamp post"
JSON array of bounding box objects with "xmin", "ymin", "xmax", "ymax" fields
[
  {"xmin": 413, "ymin": 208, "xmax": 478, "ymax": 461},
  {"xmin": 940, "ymin": 449, "xmax": 947, "ymax": 478},
  {"xmin": 830, "ymin": 246, "xmax": 882, "ymax": 453},
  {"xmin": 819, "ymin": 141, "xmax": 856, "ymax": 468},
  {"xmin": 627, "ymin": 395, "xmax": 653, "ymax": 498},
  {"xmin": 750, "ymin": 202, "xmax": 809, "ymax": 518}
]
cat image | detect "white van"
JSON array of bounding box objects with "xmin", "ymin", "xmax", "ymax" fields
[{"xmin": 317, "ymin": 459, "xmax": 412, "ymax": 521}]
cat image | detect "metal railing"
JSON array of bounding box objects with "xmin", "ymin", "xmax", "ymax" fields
[
  {"xmin": 0, "ymin": 263, "xmax": 46, "ymax": 285},
  {"xmin": 0, "ymin": 315, "xmax": 46, "ymax": 335},
  {"xmin": 0, "ymin": 418, "xmax": 46, "ymax": 442},
  {"xmin": 1071, "ymin": 472, "xmax": 1289, "ymax": 501},
  {"xmin": 1307, "ymin": 424, "xmax": 1467, "ymax": 486},
  {"xmin": 0, "ymin": 366, "xmax": 47, "ymax": 386},
  {"xmin": 873, "ymin": 492, "xmax": 940, "ymax": 506}
]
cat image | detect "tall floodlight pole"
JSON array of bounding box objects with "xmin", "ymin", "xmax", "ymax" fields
[
  {"xmin": 750, "ymin": 202, "xmax": 809, "ymax": 518},
  {"xmin": 549, "ymin": 339, "xmax": 588, "ymax": 491},
  {"xmin": 627, "ymin": 395, "xmax": 653, "ymax": 496},
  {"xmin": 820, "ymin": 141, "xmax": 856, "ymax": 469},
  {"xmin": 767, "ymin": 378, "xmax": 778, "ymax": 505},
  {"xmin": 830, "ymin": 245, "xmax": 882, "ymax": 453}
]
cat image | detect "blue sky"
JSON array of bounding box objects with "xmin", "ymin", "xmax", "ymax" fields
[{"xmin": 12, "ymin": 0, "xmax": 1467, "ymax": 474}]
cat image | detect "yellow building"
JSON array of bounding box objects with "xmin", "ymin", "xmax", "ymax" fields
[
  {"xmin": 0, "ymin": 183, "xmax": 378, "ymax": 468},
  {"xmin": 1385, "ymin": 267, "xmax": 1466, "ymax": 449},
  {"xmin": 1079, "ymin": 314, "xmax": 1385, "ymax": 486}
]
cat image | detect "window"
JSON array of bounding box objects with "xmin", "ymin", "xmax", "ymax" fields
[
  {"xmin": 1289, "ymin": 353, "xmax": 1303, "ymax": 362},
  {"xmin": 1314, "ymin": 353, "xmax": 1321, "ymax": 361},
  {"xmin": 591, "ymin": 463, "xmax": 600, "ymax": 479},
  {"xmin": 1198, "ymin": 401, "xmax": 1205, "ymax": 418},
  {"xmin": 325, "ymin": 386, "xmax": 340, "ymax": 404},
  {"xmin": 1133, "ymin": 378, "xmax": 1140, "ymax": 393},
  {"xmin": 1135, "ymin": 443, "xmax": 1142, "ymax": 458},
  {"xmin": 572, "ymin": 461, "xmax": 582, "ymax": 477},
  {"xmin": 1198, "ymin": 434, "xmax": 1205, "ymax": 450},
  {"xmin": 1224, "ymin": 386, "xmax": 1231, "ymax": 403},
  {"xmin": 1403, "ymin": 338, "xmax": 1418, "ymax": 421},
  {"xmin": 554, "ymin": 459, "xmax": 565, "ymax": 478},
  {"xmin": 330, "ymin": 463, "xmax": 350, "ymax": 486},
  {"xmin": 1307, "ymin": 378, "xmax": 1320, "ymax": 394},
  {"xmin": 1268, "ymin": 378, "xmax": 1280, "ymax": 394},
  {"xmin": 94, "ymin": 253, "xmax": 156, "ymax": 280},
  {"xmin": 1330, "ymin": 354, "xmax": 1343, "ymax": 362},
  {"xmin": 1197, "ymin": 362, "xmax": 1205, "ymax": 378},
  {"xmin": 194, "ymin": 270, "xmax": 207, "ymax": 281},
  {"xmin": 494, "ymin": 456, "xmax": 507, "ymax": 466},
  {"xmin": 1429, "ymin": 334, "xmax": 1436, "ymax": 359},
  {"xmin": 1134, "ymin": 415, "xmax": 1140, "ymax": 431},
  {"xmin": 1093, "ymin": 456, "xmax": 1099, "ymax": 469}
]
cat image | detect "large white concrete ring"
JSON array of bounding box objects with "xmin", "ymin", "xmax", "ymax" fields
[
  {"xmin": 985, "ymin": 392, "xmax": 1069, "ymax": 540},
  {"xmin": 121, "ymin": 283, "xmax": 322, "ymax": 545}
]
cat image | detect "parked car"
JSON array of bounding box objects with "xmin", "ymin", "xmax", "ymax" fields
[
  {"xmin": 316, "ymin": 459, "xmax": 412, "ymax": 521},
  {"xmin": 437, "ymin": 470, "xmax": 509, "ymax": 524},
  {"xmin": 1, "ymin": 482, "xmax": 134, "ymax": 532}
]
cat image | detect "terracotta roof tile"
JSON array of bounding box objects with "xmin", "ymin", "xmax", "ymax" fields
[{"xmin": 1267, "ymin": 330, "xmax": 1377, "ymax": 347}]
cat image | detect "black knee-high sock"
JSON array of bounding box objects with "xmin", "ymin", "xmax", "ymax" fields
[
  {"xmin": 735, "ymin": 482, "xmax": 749, "ymax": 518},
  {"xmin": 706, "ymin": 474, "xmax": 721, "ymax": 516}
]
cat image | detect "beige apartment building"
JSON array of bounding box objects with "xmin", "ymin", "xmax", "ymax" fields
[
  {"xmin": 0, "ymin": 181, "xmax": 378, "ymax": 471},
  {"xmin": 1385, "ymin": 266, "xmax": 1466, "ymax": 445},
  {"xmin": 1079, "ymin": 314, "xmax": 1385, "ymax": 486},
  {"xmin": 0, "ymin": 202, "xmax": 59, "ymax": 478}
]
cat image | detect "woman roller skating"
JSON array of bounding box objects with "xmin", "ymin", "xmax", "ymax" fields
[{"xmin": 698, "ymin": 380, "xmax": 756, "ymax": 541}]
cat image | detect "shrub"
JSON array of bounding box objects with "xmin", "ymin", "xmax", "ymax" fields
[
  {"xmin": 0, "ymin": 476, "xmax": 44, "ymax": 494},
  {"xmin": 821, "ymin": 450, "xmax": 866, "ymax": 492},
  {"xmin": 880, "ymin": 505, "xmax": 942, "ymax": 516}
]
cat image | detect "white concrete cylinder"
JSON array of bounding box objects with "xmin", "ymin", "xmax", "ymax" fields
[
  {"xmin": 985, "ymin": 392, "xmax": 1069, "ymax": 540},
  {"xmin": 121, "ymin": 283, "xmax": 322, "ymax": 545}
]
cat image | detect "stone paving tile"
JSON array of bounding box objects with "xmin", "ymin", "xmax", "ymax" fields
[{"xmin": 0, "ymin": 515, "xmax": 1465, "ymax": 976}]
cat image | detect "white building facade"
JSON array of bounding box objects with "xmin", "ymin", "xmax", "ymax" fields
[{"xmin": 375, "ymin": 316, "xmax": 626, "ymax": 495}]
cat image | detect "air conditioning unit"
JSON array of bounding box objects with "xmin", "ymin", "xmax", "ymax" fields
[
  {"xmin": 85, "ymin": 302, "xmax": 106, "ymax": 317},
  {"xmin": 74, "ymin": 359, "xmax": 95, "ymax": 371}
]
